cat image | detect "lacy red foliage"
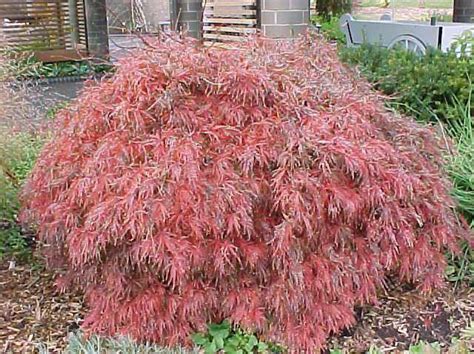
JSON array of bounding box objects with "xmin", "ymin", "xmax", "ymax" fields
[{"xmin": 21, "ymin": 35, "xmax": 468, "ymax": 350}]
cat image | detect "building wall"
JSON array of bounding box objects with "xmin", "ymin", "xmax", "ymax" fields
[
  {"xmin": 85, "ymin": 0, "xmax": 110, "ymax": 57},
  {"xmin": 172, "ymin": 0, "xmax": 202, "ymax": 38},
  {"xmin": 260, "ymin": 0, "xmax": 309, "ymax": 38}
]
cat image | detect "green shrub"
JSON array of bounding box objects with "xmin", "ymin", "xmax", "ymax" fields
[
  {"xmin": 0, "ymin": 129, "xmax": 45, "ymax": 260},
  {"xmin": 340, "ymin": 37, "xmax": 474, "ymax": 125}
]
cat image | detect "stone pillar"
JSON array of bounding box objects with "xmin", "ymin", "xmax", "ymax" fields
[
  {"xmin": 68, "ymin": 0, "xmax": 80, "ymax": 47},
  {"xmin": 85, "ymin": 0, "xmax": 110, "ymax": 58},
  {"xmin": 171, "ymin": 0, "xmax": 203, "ymax": 39},
  {"xmin": 453, "ymin": 0, "xmax": 474, "ymax": 23},
  {"xmin": 260, "ymin": 0, "xmax": 309, "ymax": 38}
]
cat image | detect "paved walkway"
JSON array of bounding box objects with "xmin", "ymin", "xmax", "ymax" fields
[
  {"xmin": 28, "ymin": 34, "xmax": 147, "ymax": 116},
  {"xmin": 109, "ymin": 34, "xmax": 147, "ymax": 62},
  {"xmin": 354, "ymin": 6, "xmax": 452, "ymax": 20}
]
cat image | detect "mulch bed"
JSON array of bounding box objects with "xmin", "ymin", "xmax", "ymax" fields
[
  {"xmin": 0, "ymin": 260, "xmax": 84, "ymax": 353},
  {"xmin": 329, "ymin": 284, "xmax": 473, "ymax": 352},
  {"xmin": 0, "ymin": 260, "xmax": 472, "ymax": 353}
]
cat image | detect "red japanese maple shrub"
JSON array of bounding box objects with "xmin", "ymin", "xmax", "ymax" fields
[{"xmin": 21, "ymin": 34, "xmax": 468, "ymax": 351}]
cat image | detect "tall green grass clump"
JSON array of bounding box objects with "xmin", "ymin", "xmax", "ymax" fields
[
  {"xmin": 443, "ymin": 95, "xmax": 474, "ymax": 286},
  {"xmin": 446, "ymin": 96, "xmax": 474, "ymax": 227}
]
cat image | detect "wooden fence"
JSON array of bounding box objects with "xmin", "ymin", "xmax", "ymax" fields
[
  {"xmin": 0, "ymin": 0, "xmax": 88, "ymax": 61},
  {"xmin": 203, "ymin": 0, "xmax": 258, "ymax": 44}
]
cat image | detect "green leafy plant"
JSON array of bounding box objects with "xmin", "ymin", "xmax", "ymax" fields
[
  {"xmin": 312, "ymin": 16, "xmax": 346, "ymax": 45},
  {"xmin": 407, "ymin": 341, "xmax": 441, "ymax": 354},
  {"xmin": 445, "ymin": 94, "xmax": 474, "ymax": 224},
  {"xmin": 341, "ymin": 38, "xmax": 474, "ymax": 287},
  {"xmin": 191, "ymin": 321, "xmax": 276, "ymax": 354},
  {"xmin": 1, "ymin": 48, "xmax": 114, "ymax": 80}
]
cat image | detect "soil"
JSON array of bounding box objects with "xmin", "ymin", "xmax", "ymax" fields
[{"xmin": 0, "ymin": 259, "xmax": 472, "ymax": 353}]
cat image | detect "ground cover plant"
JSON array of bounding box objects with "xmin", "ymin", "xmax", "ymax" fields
[
  {"xmin": 191, "ymin": 321, "xmax": 278, "ymax": 353},
  {"xmin": 20, "ymin": 34, "xmax": 470, "ymax": 351},
  {"xmin": 0, "ymin": 49, "xmax": 113, "ymax": 81}
]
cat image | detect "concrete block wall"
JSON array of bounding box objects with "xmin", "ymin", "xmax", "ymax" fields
[
  {"xmin": 171, "ymin": 0, "xmax": 203, "ymax": 39},
  {"xmin": 260, "ymin": 0, "xmax": 309, "ymax": 38},
  {"xmin": 85, "ymin": 0, "xmax": 110, "ymax": 58},
  {"xmin": 453, "ymin": 0, "xmax": 474, "ymax": 23}
]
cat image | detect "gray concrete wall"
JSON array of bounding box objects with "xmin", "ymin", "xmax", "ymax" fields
[
  {"xmin": 172, "ymin": 0, "xmax": 202, "ymax": 38},
  {"xmin": 143, "ymin": 0, "xmax": 171, "ymax": 31},
  {"xmin": 453, "ymin": 0, "xmax": 474, "ymax": 23},
  {"xmin": 85, "ymin": 0, "xmax": 110, "ymax": 57},
  {"xmin": 260, "ymin": 0, "xmax": 309, "ymax": 38}
]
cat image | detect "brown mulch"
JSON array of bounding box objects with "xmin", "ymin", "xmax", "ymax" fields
[
  {"xmin": 330, "ymin": 284, "xmax": 474, "ymax": 352},
  {"xmin": 0, "ymin": 260, "xmax": 473, "ymax": 353},
  {"xmin": 0, "ymin": 260, "xmax": 84, "ymax": 353}
]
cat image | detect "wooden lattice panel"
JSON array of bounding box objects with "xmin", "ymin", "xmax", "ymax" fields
[
  {"xmin": 203, "ymin": 0, "xmax": 258, "ymax": 44},
  {"xmin": 0, "ymin": 0, "xmax": 88, "ymax": 61}
]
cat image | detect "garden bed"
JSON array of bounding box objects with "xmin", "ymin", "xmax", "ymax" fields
[
  {"xmin": 0, "ymin": 261, "xmax": 84, "ymax": 353},
  {"xmin": 1, "ymin": 34, "xmax": 473, "ymax": 353},
  {"xmin": 0, "ymin": 260, "xmax": 472, "ymax": 352}
]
